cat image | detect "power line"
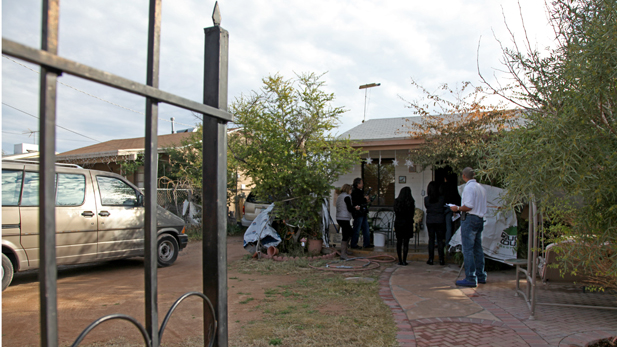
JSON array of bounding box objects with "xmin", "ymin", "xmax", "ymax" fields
[
  {"xmin": 3, "ymin": 55, "xmax": 196, "ymax": 128},
  {"xmin": 2, "ymin": 103, "xmax": 102, "ymax": 143},
  {"xmin": 2, "ymin": 131, "xmax": 93, "ymax": 143}
]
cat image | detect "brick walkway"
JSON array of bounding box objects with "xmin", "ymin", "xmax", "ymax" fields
[{"xmin": 379, "ymin": 265, "xmax": 617, "ymax": 347}]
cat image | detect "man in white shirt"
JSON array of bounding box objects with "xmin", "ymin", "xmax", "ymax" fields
[{"xmin": 450, "ymin": 167, "xmax": 487, "ymax": 287}]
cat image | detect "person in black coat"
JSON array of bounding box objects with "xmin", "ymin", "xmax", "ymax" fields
[
  {"xmin": 442, "ymin": 174, "xmax": 462, "ymax": 246},
  {"xmin": 394, "ymin": 187, "xmax": 415, "ymax": 265},
  {"xmin": 424, "ymin": 181, "xmax": 446, "ymax": 265}
]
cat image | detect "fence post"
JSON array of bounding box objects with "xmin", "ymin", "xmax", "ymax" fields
[
  {"xmin": 202, "ymin": 2, "xmax": 229, "ymax": 346},
  {"xmin": 144, "ymin": 0, "xmax": 162, "ymax": 345},
  {"xmin": 39, "ymin": 1, "xmax": 60, "ymax": 346}
]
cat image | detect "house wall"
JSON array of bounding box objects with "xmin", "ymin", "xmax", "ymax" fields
[{"xmin": 330, "ymin": 150, "xmax": 433, "ymax": 244}]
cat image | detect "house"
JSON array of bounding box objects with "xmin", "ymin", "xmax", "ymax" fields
[
  {"xmin": 56, "ymin": 132, "xmax": 195, "ymax": 188},
  {"xmin": 332, "ymin": 117, "xmax": 455, "ymax": 244},
  {"xmin": 56, "ymin": 130, "xmax": 253, "ymax": 221}
]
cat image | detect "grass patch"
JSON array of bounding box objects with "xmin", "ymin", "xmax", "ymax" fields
[
  {"xmin": 228, "ymin": 260, "xmax": 397, "ymax": 347},
  {"xmin": 239, "ymin": 297, "xmax": 254, "ymax": 304},
  {"xmin": 185, "ymin": 225, "xmax": 203, "ymax": 242}
]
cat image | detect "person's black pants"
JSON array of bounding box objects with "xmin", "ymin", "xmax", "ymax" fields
[
  {"xmin": 337, "ymin": 219, "xmax": 353, "ymax": 242},
  {"xmin": 396, "ymin": 234, "xmax": 411, "ymax": 264},
  {"xmin": 427, "ymin": 223, "xmax": 446, "ymax": 263}
]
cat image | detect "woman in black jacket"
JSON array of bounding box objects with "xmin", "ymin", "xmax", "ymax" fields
[
  {"xmin": 394, "ymin": 187, "xmax": 415, "ymax": 265},
  {"xmin": 424, "ymin": 181, "xmax": 446, "ymax": 265}
]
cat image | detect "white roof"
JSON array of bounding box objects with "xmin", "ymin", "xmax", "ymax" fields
[{"xmin": 337, "ymin": 117, "xmax": 422, "ymax": 141}]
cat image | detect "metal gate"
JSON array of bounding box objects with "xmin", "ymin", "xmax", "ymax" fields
[{"xmin": 2, "ymin": 1, "xmax": 229, "ymax": 346}]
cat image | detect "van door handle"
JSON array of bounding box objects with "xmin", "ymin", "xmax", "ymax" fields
[
  {"xmin": 81, "ymin": 211, "xmax": 95, "ymax": 217},
  {"xmin": 99, "ymin": 211, "xmax": 110, "ymax": 217}
]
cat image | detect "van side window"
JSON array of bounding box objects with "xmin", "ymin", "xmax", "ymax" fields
[
  {"xmin": 56, "ymin": 174, "xmax": 86, "ymax": 206},
  {"xmin": 2, "ymin": 170, "xmax": 23, "ymax": 206},
  {"xmin": 21, "ymin": 172, "xmax": 39, "ymax": 206},
  {"xmin": 97, "ymin": 176, "xmax": 138, "ymax": 206}
]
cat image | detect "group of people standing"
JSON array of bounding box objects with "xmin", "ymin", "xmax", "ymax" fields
[
  {"xmin": 335, "ymin": 178, "xmax": 374, "ymax": 260},
  {"xmin": 335, "ymin": 167, "xmax": 488, "ymax": 287}
]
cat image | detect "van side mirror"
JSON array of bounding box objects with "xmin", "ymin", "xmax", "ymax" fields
[{"xmin": 137, "ymin": 194, "xmax": 144, "ymax": 207}]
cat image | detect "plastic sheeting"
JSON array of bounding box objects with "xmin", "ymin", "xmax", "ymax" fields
[
  {"xmin": 449, "ymin": 184, "xmax": 518, "ymax": 261},
  {"xmin": 243, "ymin": 203, "xmax": 281, "ymax": 254}
]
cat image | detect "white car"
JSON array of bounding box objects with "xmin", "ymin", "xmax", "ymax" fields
[{"xmin": 240, "ymin": 193, "xmax": 271, "ymax": 227}]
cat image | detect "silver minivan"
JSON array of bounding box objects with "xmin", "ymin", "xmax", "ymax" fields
[{"xmin": 1, "ymin": 160, "xmax": 188, "ymax": 291}]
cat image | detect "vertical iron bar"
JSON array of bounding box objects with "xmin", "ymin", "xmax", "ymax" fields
[
  {"xmin": 203, "ymin": 8, "xmax": 229, "ymax": 345},
  {"xmin": 530, "ymin": 200, "xmax": 538, "ymax": 320},
  {"xmin": 526, "ymin": 197, "xmax": 533, "ymax": 300},
  {"xmin": 145, "ymin": 0, "xmax": 162, "ymax": 345},
  {"xmin": 39, "ymin": 1, "xmax": 60, "ymax": 346}
]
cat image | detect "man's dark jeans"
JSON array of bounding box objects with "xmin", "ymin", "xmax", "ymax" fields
[
  {"xmin": 351, "ymin": 215, "xmax": 371, "ymax": 248},
  {"xmin": 461, "ymin": 214, "xmax": 487, "ymax": 283}
]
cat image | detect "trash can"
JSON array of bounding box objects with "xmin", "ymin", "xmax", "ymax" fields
[{"xmin": 374, "ymin": 232, "xmax": 386, "ymax": 247}]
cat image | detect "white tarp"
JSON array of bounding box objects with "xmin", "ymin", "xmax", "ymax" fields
[
  {"xmin": 243, "ymin": 204, "xmax": 281, "ymax": 253},
  {"xmin": 449, "ymin": 184, "xmax": 518, "ymax": 261},
  {"xmin": 182, "ymin": 200, "xmax": 201, "ymax": 225}
]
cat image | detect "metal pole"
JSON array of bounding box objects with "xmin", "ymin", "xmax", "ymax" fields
[
  {"xmin": 529, "ymin": 200, "xmax": 538, "ymax": 320},
  {"xmin": 39, "ymin": 1, "xmax": 60, "ymax": 345},
  {"xmin": 144, "ymin": 0, "xmax": 162, "ymax": 345},
  {"xmin": 359, "ymin": 83, "xmax": 380, "ymax": 123},
  {"xmin": 363, "ymin": 88, "xmax": 368, "ymax": 123},
  {"xmin": 203, "ymin": 3, "xmax": 229, "ymax": 346}
]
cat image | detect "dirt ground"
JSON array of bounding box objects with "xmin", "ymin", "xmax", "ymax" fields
[{"xmin": 1, "ymin": 236, "xmax": 299, "ymax": 346}]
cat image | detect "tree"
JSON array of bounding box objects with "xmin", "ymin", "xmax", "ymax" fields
[
  {"xmin": 166, "ymin": 126, "xmax": 241, "ymax": 207},
  {"xmin": 229, "ymin": 73, "xmax": 361, "ymax": 241},
  {"xmin": 401, "ymin": 79, "xmax": 518, "ymax": 176},
  {"xmin": 481, "ymin": 0, "xmax": 617, "ymax": 290}
]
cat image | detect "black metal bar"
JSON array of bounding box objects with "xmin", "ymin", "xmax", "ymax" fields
[
  {"xmin": 1, "ymin": 39, "xmax": 232, "ymax": 122},
  {"xmin": 144, "ymin": 0, "xmax": 161, "ymax": 345},
  {"xmin": 39, "ymin": 1, "xmax": 60, "ymax": 346},
  {"xmin": 158, "ymin": 292, "xmax": 217, "ymax": 346},
  {"xmin": 71, "ymin": 314, "xmax": 152, "ymax": 347},
  {"xmin": 203, "ymin": 4, "xmax": 229, "ymax": 345}
]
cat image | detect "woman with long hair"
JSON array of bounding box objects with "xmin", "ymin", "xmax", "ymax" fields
[
  {"xmin": 394, "ymin": 187, "xmax": 415, "ymax": 265},
  {"xmin": 424, "ymin": 181, "xmax": 446, "ymax": 265}
]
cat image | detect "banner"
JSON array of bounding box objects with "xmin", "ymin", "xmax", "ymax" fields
[{"xmin": 449, "ymin": 184, "xmax": 518, "ymax": 261}]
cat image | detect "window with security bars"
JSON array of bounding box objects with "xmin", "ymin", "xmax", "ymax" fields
[{"xmin": 362, "ymin": 159, "xmax": 396, "ymax": 207}]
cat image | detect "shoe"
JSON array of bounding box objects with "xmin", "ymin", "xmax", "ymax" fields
[
  {"xmin": 363, "ymin": 244, "xmax": 374, "ymax": 248},
  {"xmin": 455, "ymin": 279, "xmax": 477, "ymax": 288},
  {"xmin": 350, "ymin": 245, "xmax": 362, "ymax": 250},
  {"xmin": 398, "ymin": 261, "xmax": 404, "ymax": 265},
  {"xmin": 340, "ymin": 242, "xmax": 349, "ymax": 260},
  {"xmin": 478, "ymin": 279, "xmax": 486, "ymax": 284},
  {"xmin": 426, "ymin": 260, "xmax": 433, "ymax": 265},
  {"xmin": 439, "ymin": 260, "xmax": 445, "ymax": 266},
  {"xmin": 403, "ymin": 261, "xmax": 408, "ymax": 265}
]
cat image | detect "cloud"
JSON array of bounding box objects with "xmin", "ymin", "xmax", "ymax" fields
[{"xmin": 2, "ymin": 0, "xmax": 556, "ymax": 153}]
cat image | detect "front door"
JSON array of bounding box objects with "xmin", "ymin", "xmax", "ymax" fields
[{"xmin": 92, "ymin": 174, "xmax": 144, "ymax": 259}]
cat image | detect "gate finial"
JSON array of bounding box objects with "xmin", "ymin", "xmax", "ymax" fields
[{"xmin": 212, "ymin": 1, "xmax": 221, "ymax": 26}]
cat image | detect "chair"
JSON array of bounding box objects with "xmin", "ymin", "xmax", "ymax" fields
[
  {"xmin": 371, "ymin": 208, "xmax": 395, "ymax": 245},
  {"xmin": 413, "ymin": 208, "xmax": 424, "ymax": 250}
]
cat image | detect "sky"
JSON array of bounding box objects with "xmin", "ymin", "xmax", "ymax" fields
[{"xmin": 1, "ymin": 0, "xmax": 555, "ymax": 155}]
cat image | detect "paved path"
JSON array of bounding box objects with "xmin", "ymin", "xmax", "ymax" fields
[{"xmin": 380, "ymin": 261, "xmax": 617, "ymax": 347}]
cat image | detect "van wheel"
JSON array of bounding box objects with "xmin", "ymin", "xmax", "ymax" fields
[
  {"xmin": 157, "ymin": 235, "xmax": 179, "ymax": 267},
  {"xmin": 2, "ymin": 254, "xmax": 14, "ymax": 291}
]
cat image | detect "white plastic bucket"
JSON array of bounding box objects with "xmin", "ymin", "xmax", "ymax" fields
[{"xmin": 374, "ymin": 232, "xmax": 386, "ymax": 247}]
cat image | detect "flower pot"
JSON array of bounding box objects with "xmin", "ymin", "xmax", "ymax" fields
[
  {"xmin": 308, "ymin": 239, "xmax": 323, "ymax": 255},
  {"xmin": 267, "ymin": 246, "xmax": 279, "ymax": 257}
]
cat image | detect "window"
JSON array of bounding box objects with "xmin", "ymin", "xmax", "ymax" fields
[
  {"xmin": 56, "ymin": 174, "xmax": 86, "ymax": 206},
  {"xmin": 21, "ymin": 172, "xmax": 40, "ymax": 206},
  {"xmin": 10, "ymin": 172, "xmax": 87, "ymax": 207},
  {"xmin": 2, "ymin": 170, "xmax": 23, "ymax": 206},
  {"xmin": 97, "ymin": 176, "xmax": 139, "ymax": 206},
  {"xmin": 362, "ymin": 159, "xmax": 396, "ymax": 207}
]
